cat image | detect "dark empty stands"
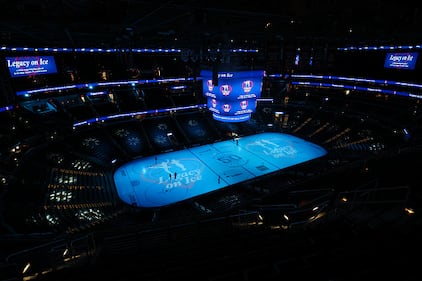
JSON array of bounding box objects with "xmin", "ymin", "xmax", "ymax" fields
[{"xmin": 1, "ymin": 7, "xmax": 422, "ymax": 279}]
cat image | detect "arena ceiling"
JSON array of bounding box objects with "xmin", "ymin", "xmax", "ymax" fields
[{"xmin": 0, "ymin": 1, "xmax": 421, "ymax": 50}]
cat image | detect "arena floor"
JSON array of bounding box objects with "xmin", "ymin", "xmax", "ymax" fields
[{"xmin": 113, "ymin": 132, "xmax": 327, "ymax": 208}]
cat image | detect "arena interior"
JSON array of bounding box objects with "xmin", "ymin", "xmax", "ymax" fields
[{"xmin": 1, "ymin": 2, "xmax": 422, "ymax": 281}]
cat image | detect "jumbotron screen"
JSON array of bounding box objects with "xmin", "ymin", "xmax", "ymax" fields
[{"xmin": 201, "ymin": 69, "xmax": 265, "ymax": 122}]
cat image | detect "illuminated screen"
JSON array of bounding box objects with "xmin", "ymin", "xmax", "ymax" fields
[
  {"xmin": 201, "ymin": 69, "xmax": 265, "ymax": 122},
  {"xmin": 5, "ymin": 56, "xmax": 58, "ymax": 78},
  {"xmin": 384, "ymin": 52, "xmax": 418, "ymax": 70}
]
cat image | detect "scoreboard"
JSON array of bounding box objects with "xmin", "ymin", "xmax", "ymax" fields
[{"xmin": 201, "ymin": 69, "xmax": 265, "ymax": 122}]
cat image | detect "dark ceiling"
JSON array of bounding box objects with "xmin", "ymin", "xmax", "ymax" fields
[{"xmin": 0, "ymin": 1, "xmax": 421, "ymax": 49}]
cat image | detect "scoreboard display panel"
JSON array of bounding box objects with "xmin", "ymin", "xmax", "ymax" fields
[{"xmin": 201, "ymin": 69, "xmax": 265, "ymax": 122}]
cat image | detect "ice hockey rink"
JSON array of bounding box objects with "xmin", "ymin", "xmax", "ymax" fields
[{"xmin": 113, "ymin": 132, "xmax": 327, "ymax": 208}]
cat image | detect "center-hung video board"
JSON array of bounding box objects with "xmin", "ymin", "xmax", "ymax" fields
[{"xmin": 200, "ymin": 69, "xmax": 265, "ymax": 122}]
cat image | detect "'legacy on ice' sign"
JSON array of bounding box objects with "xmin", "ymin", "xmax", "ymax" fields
[
  {"xmin": 201, "ymin": 69, "xmax": 265, "ymax": 122},
  {"xmin": 384, "ymin": 52, "xmax": 418, "ymax": 70},
  {"xmin": 6, "ymin": 56, "xmax": 58, "ymax": 77}
]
